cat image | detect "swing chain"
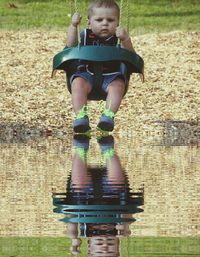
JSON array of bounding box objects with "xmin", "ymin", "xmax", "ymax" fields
[
  {"xmin": 126, "ymin": 0, "xmax": 130, "ymax": 34},
  {"xmin": 120, "ymin": 0, "xmax": 130, "ymax": 34},
  {"xmin": 69, "ymin": 0, "xmax": 72, "ymax": 17},
  {"xmin": 69, "ymin": 0, "xmax": 78, "ymax": 16},
  {"xmin": 69, "ymin": 0, "xmax": 80, "ymax": 42},
  {"xmin": 119, "ymin": 0, "xmax": 124, "ymax": 27},
  {"xmin": 74, "ymin": 0, "xmax": 78, "ymax": 13}
]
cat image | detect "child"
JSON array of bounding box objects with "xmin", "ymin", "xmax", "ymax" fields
[{"xmin": 67, "ymin": 0, "xmax": 135, "ymax": 133}]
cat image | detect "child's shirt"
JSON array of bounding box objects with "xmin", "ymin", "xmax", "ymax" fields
[{"xmin": 79, "ymin": 29, "xmax": 120, "ymax": 75}]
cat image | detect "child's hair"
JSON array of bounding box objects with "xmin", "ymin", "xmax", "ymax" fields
[{"xmin": 88, "ymin": 0, "xmax": 120, "ymax": 19}]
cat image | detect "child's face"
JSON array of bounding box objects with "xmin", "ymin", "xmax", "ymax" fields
[
  {"xmin": 88, "ymin": 7, "xmax": 119, "ymax": 38},
  {"xmin": 88, "ymin": 236, "xmax": 119, "ymax": 256}
]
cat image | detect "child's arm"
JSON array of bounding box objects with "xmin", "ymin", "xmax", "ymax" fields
[
  {"xmin": 67, "ymin": 13, "xmax": 82, "ymax": 47},
  {"xmin": 116, "ymin": 26, "xmax": 145, "ymax": 82},
  {"xmin": 116, "ymin": 26, "xmax": 135, "ymax": 52}
]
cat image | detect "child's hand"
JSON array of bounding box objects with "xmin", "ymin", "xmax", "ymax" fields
[
  {"xmin": 71, "ymin": 12, "xmax": 82, "ymax": 27},
  {"xmin": 116, "ymin": 26, "xmax": 129, "ymax": 42}
]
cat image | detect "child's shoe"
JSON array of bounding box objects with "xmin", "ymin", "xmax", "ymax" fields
[
  {"xmin": 97, "ymin": 135, "xmax": 115, "ymax": 160},
  {"xmin": 73, "ymin": 134, "xmax": 90, "ymax": 150},
  {"xmin": 73, "ymin": 106, "xmax": 91, "ymax": 133},
  {"xmin": 97, "ymin": 135, "xmax": 114, "ymax": 152},
  {"xmin": 73, "ymin": 134, "xmax": 90, "ymax": 161},
  {"xmin": 97, "ymin": 108, "xmax": 115, "ymax": 132}
]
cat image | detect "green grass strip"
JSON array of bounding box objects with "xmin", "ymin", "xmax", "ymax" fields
[
  {"xmin": 0, "ymin": 0, "xmax": 199, "ymax": 33},
  {"xmin": 0, "ymin": 237, "xmax": 200, "ymax": 257}
]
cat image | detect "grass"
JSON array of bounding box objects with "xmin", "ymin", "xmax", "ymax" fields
[
  {"xmin": 0, "ymin": 0, "xmax": 199, "ymax": 34},
  {"xmin": 0, "ymin": 237, "xmax": 200, "ymax": 257}
]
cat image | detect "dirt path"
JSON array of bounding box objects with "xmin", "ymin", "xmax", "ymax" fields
[{"xmin": 0, "ymin": 30, "xmax": 199, "ymax": 136}]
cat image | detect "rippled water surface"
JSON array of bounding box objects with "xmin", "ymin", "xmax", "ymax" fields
[{"xmin": 0, "ymin": 130, "xmax": 200, "ymax": 256}]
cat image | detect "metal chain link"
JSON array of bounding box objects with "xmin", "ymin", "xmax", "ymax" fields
[
  {"xmin": 69, "ymin": 0, "xmax": 80, "ymax": 42},
  {"xmin": 68, "ymin": 0, "xmax": 78, "ymax": 15},
  {"xmin": 74, "ymin": 0, "xmax": 78, "ymax": 13},
  {"xmin": 121, "ymin": 0, "xmax": 130, "ymax": 33},
  {"xmin": 68, "ymin": 0, "xmax": 73, "ymax": 17},
  {"xmin": 126, "ymin": 0, "xmax": 130, "ymax": 33},
  {"xmin": 119, "ymin": 0, "xmax": 124, "ymax": 27}
]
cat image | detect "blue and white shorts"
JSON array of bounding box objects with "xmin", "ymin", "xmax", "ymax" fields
[{"xmin": 70, "ymin": 70, "xmax": 126, "ymax": 92}]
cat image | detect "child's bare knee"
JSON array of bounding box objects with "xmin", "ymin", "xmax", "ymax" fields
[
  {"xmin": 71, "ymin": 77, "xmax": 91, "ymax": 93},
  {"xmin": 107, "ymin": 79, "xmax": 125, "ymax": 94}
]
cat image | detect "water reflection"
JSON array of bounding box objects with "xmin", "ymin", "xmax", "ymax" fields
[
  {"xmin": 155, "ymin": 120, "xmax": 200, "ymax": 146},
  {"xmin": 0, "ymin": 123, "xmax": 47, "ymax": 144},
  {"xmin": 53, "ymin": 135, "xmax": 144, "ymax": 256},
  {"xmin": 1, "ymin": 131, "xmax": 200, "ymax": 256}
]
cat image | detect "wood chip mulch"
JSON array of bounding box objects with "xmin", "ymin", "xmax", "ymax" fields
[{"xmin": 0, "ymin": 30, "xmax": 199, "ymax": 137}]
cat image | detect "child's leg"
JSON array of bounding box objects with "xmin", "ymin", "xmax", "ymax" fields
[
  {"xmin": 71, "ymin": 77, "xmax": 91, "ymax": 115},
  {"xmin": 105, "ymin": 78, "xmax": 125, "ymax": 113},
  {"xmin": 72, "ymin": 135, "xmax": 91, "ymax": 190},
  {"xmin": 71, "ymin": 77, "xmax": 91, "ymax": 133},
  {"xmin": 97, "ymin": 78, "xmax": 125, "ymax": 131}
]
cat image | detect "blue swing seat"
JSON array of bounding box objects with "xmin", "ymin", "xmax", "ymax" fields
[{"xmin": 52, "ymin": 45, "xmax": 144, "ymax": 100}]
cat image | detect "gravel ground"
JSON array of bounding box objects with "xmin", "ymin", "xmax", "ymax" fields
[{"xmin": 0, "ymin": 30, "xmax": 199, "ymax": 137}]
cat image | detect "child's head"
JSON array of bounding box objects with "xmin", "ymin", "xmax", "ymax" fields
[
  {"xmin": 87, "ymin": 235, "xmax": 119, "ymax": 257},
  {"xmin": 87, "ymin": 0, "xmax": 120, "ymax": 38}
]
